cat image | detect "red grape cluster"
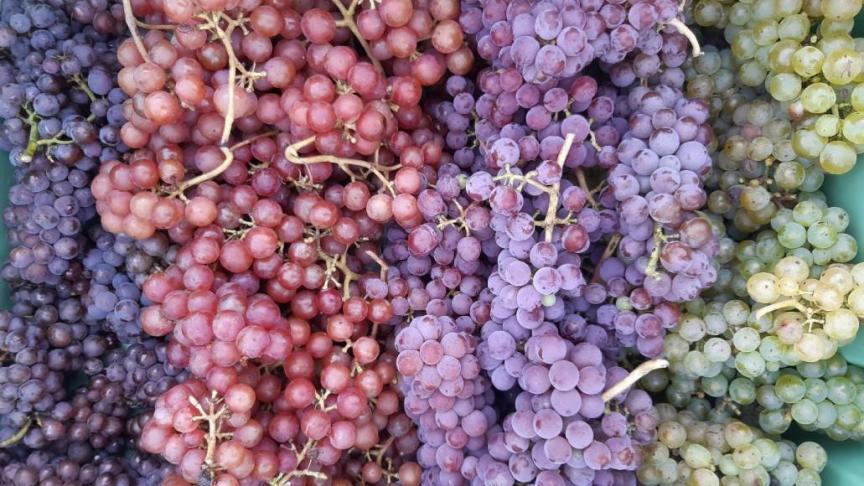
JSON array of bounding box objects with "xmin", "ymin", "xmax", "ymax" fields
[
  {"xmin": 92, "ymin": 0, "xmax": 473, "ymax": 242},
  {"xmin": 86, "ymin": 0, "xmax": 479, "ymax": 482}
]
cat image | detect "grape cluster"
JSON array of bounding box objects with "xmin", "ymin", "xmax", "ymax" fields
[{"xmin": 639, "ymin": 404, "xmax": 827, "ymax": 485}]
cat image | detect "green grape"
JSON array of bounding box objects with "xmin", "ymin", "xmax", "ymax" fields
[
  {"xmin": 724, "ymin": 421, "xmax": 754, "ymax": 448},
  {"xmin": 695, "ymin": 50, "xmax": 723, "ymax": 74},
  {"xmin": 822, "ymin": 206, "xmax": 849, "ymax": 231},
  {"xmin": 693, "ymin": 0, "xmax": 725, "ymax": 27},
  {"xmin": 759, "ymin": 408, "xmax": 792, "ymax": 434},
  {"xmin": 730, "ymin": 377, "xmax": 757, "ymax": 404},
  {"xmin": 728, "ymin": 3, "xmax": 751, "ymax": 26},
  {"xmin": 704, "ymin": 337, "xmax": 732, "ymax": 362},
  {"xmin": 748, "ymin": 136, "xmax": 774, "ymax": 161},
  {"xmin": 818, "ymin": 33, "xmax": 856, "ymax": 56},
  {"xmin": 767, "ymin": 73, "xmax": 802, "ymax": 101},
  {"xmin": 750, "ymin": 0, "xmax": 775, "ymax": 21},
  {"xmin": 684, "ymin": 350, "xmax": 711, "ymax": 376},
  {"xmin": 826, "ymin": 376, "xmax": 857, "ymax": 404},
  {"xmin": 760, "ymin": 336, "xmax": 784, "ymax": 363},
  {"xmin": 774, "ymin": 139, "xmax": 798, "ymax": 161},
  {"xmin": 795, "ymin": 468, "xmax": 822, "ymax": 486},
  {"xmin": 822, "ymin": 49, "xmax": 863, "ymax": 85},
  {"xmin": 819, "ymin": 140, "xmax": 857, "ymax": 174},
  {"xmin": 788, "ymin": 247, "xmax": 814, "ymax": 266},
  {"xmin": 718, "ymin": 454, "xmax": 740, "ymax": 476},
  {"xmin": 725, "ymin": 300, "xmax": 752, "ymax": 326},
  {"xmin": 752, "ymin": 19, "xmax": 779, "ymax": 46},
  {"xmin": 800, "ymin": 83, "xmax": 836, "ymax": 114},
  {"xmin": 800, "ymin": 166, "xmax": 825, "ymax": 192},
  {"xmin": 796, "ymin": 442, "xmax": 828, "ymax": 471},
  {"xmin": 679, "ymin": 315, "xmax": 708, "ymax": 342},
  {"xmin": 747, "ymin": 272, "xmax": 781, "ymax": 302},
  {"xmin": 736, "ymin": 351, "xmax": 767, "ymax": 378},
  {"xmin": 851, "ymin": 84, "xmax": 864, "ymax": 111},
  {"xmin": 659, "ymin": 420, "xmax": 687, "ymax": 448},
  {"xmin": 835, "ymin": 403, "xmax": 861, "ymax": 428},
  {"xmin": 683, "ymin": 443, "xmax": 713, "ymax": 469},
  {"xmin": 820, "ymin": 19, "xmax": 855, "ymax": 35},
  {"xmin": 756, "ymin": 236, "xmax": 785, "ymax": 263},
  {"xmin": 688, "ymin": 468, "xmax": 719, "ymax": 486},
  {"xmin": 714, "ymin": 69, "xmax": 736, "ymax": 92},
  {"xmin": 841, "ymin": 112, "xmax": 864, "ymax": 144},
  {"xmin": 665, "ymin": 334, "xmax": 691, "ymax": 361},
  {"xmin": 830, "ymin": 233, "xmax": 858, "ymax": 262},
  {"xmin": 739, "ymin": 60, "xmax": 768, "ymax": 86},
  {"xmin": 754, "ymin": 437, "xmax": 782, "ymax": 468},
  {"xmin": 777, "ymin": 223, "xmax": 807, "ymax": 248},
  {"xmin": 821, "ymin": 0, "xmax": 863, "ymax": 21},
  {"xmin": 778, "ymin": 13, "xmax": 810, "ymax": 41},
  {"xmin": 824, "ymin": 309, "xmax": 859, "ymax": 342},
  {"xmin": 732, "ymin": 443, "xmax": 763, "ymax": 470},
  {"xmin": 758, "ymin": 384, "xmax": 785, "ymax": 409},
  {"xmin": 805, "ymin": 378, "xmax": 830, "ymax": 401},
  {"xmin": 792, "ymin": 200, "xmax": 824, "ymax": 226},
  {"xmin": 732, "ymin": 327, "xmax": 761, "ymax": 352},
  {"xmin": 771, "ymin": 208, "xmax": 795, "ymax": 231},
  {"xmin": 771, "ymin": 461, "xmax": 799, "ymax": 486},
  {"xmin": 773, "ymin": 161, "xmax": 806, "ymax": 190},
  {"xmin": 702, "ymin": 374, "xmax": 729, "ymax": 397},
  {"xmin": 815, "ymin": 400, "xmax": 839, "ymax": 429},
  {"xmin": 812, "ymin": 248, "xmax": 833, "ymax": 265},
  {"xmin": 687, "ymin": 75, "xmax": 715, "ymax": 99},
  {"xmin": 791, "ymin": 398, "xmax": 820, "ymax": 424},
  {"xmin": 775, "ymin": 374, "xmax": 807, "ymax": 402},
  {"xmin": 792, "ymin": 46, "xmax": 824, "ymax": 78},
  {"xmin": 815, "ymin": 114, "xmax": 840, "ymax": 137},
  {"xmin": 731, "ymin": 29, "xmax": 758, "ymax": 60},
  {"xmin": 792, "ymin": 129, "xmax": 827, "ymax": 159},
  {"xmin": 806, "ymin": 221, "xmax": 838, "ymax": 248},
  {"xmin": 740, "ymin": 185, "xmax": 773, "ymax": 211}
]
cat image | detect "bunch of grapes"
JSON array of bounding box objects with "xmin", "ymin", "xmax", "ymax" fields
[{"xmin": 638, "ymin": 404, "xmax": 828, "ymax": 485}]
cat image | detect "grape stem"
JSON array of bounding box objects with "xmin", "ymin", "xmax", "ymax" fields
[
  {"xmin": 121, "ymin": 0, "xmax": 151, "ymax": 63},
  {"xmin": 285, "ymin": 136, "xmax": 399, "ymax": 196},
  {"xmin": 436, "ymin": 199, "xmax": 472, "ymax": 235},
  {"xmin": 167, "ymin": 12, "xmax": 254, "ymax": 198},
  {"xmin": 540, "ymin": 133, "xmax": 575, "ymax": 242},
  {"xmin": 602, "ymin": 359, "xmax": 670, "ymax": 402},
  {"xmin": 270, "ymin": 440, "xmax": 327, "ymax": 484},
  {"xmin": 575, "ymin": 167, "xmax": 598, "ymax": 208},
  {"xmin": 71, "ymin": 74, "xmax": 98, "ymax": 104},
  {"xmin": 0, "ymin": 417, "xmax": 32, "ymax": 448},
  {"xmin": 332, "ymin": 0, "xmax": 386, "ymax": 76},
  {"xmin": 644, "ymin": 224, "xmax": 666, "ymax": 278},
  {"xmin": 188, "ymin": 391, "xmax": 232, "ymax": 475},
  {"xmin": 667, "ymin": 18, "xmax": 702, "ymax": 58},
  {"xmin": 754, "ymin": 299, "xmax": 811, "ymax": 319},
  {"xmin": 319, "ymin": 250, "xmax": 360, "ymax": 300},
  {"xmin": 365, "ymin": 250, "xmax": 389, "ymax": 280}
]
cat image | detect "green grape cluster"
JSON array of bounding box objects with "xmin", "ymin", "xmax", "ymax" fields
[
  {"xmin": 638, "ymin": 404, "xmax": 827, "ymax": 486},
  {"xmin": 657, "ymin": 294, "xmax": 798, "ymax": 409},
  {"xmin": 703, "ymin": 0, "xmax": 864, "ymax": 174},
  {"xmin": 746, "ymin": 257, "xmax": 864, "ymax": 362},
  {"xmin": 728, "ymin": 354, "xmax": 864, "ymax": 441},
  {"xmin": 713, "ymin": 198, "xmax": 858, "ymax": 296},
  {"xmin": 690, "ymin": 88, "xmax": 827, "ymax": 234}
]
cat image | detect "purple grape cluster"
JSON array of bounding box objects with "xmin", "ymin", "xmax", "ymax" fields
[
  {"xmin": 459, "ymin": 0, "xmax": 692, "ymax": 87},
  {"xmin": 596, "ymin": 82, "xmax": 718, "ymax": 356},
  {"xmin": 395, "ymin": 315, "xmax": 497, "ymax": 484}
]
